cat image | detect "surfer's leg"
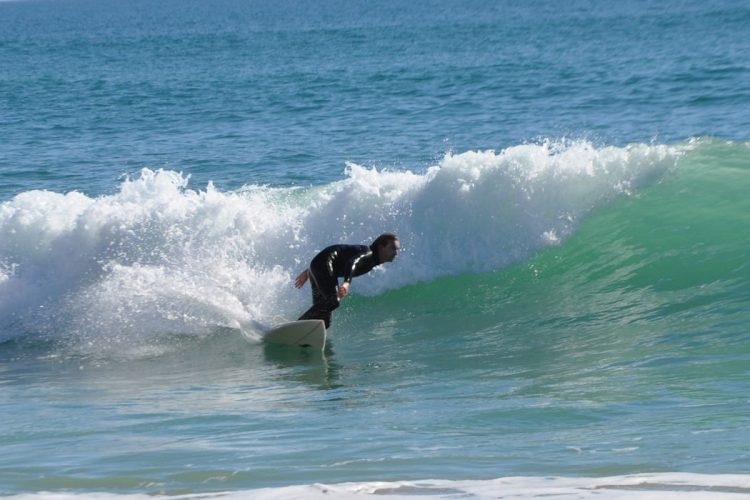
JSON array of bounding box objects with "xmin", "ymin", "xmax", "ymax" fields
[
  {"xmin": 298, "ymin": 265, "xmax": 339, "ymax": 327},
  {"xmin": 299, "ymin": 307, "xmax": 333, "ymax": 329},
  {"xmin": 298, "ymin": 297, "xmax": 338, "ymax": 328}
]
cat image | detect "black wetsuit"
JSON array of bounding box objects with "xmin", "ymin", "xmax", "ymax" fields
[{"xmin": 298, "ymin": 244, "xmax": 382, "ymax": 328}]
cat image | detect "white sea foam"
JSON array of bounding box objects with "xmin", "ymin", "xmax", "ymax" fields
[
  {"xmin": 7, "ymin": 474, "xmax": 750, "ymax": 499},
  {"xmin": 0, "ymin": 142, "xmax": 682, "ymax": 348}
]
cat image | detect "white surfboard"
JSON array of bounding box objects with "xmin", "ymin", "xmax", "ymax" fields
[{"xmin": 263, "ymin": 319, "xmax": 326, "ymax": 350}]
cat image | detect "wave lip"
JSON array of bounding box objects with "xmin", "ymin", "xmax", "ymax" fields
[{"xmin": 387, "ymin": 140, "xmax": 681, "ymax": 287}]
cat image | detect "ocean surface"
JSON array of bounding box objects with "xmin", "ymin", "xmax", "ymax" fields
[{"xmin": 1, "ymin": 0, "xmax": 749, "ymax": 498}]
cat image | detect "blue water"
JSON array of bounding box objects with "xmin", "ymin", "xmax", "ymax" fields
[{"xmin": 1, "ymin": 0, "xmax": 749, "ymax": 497}]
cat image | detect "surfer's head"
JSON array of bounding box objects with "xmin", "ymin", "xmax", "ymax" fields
[{"xmin": 371, "ymin": 232, "xmax": 400, "ymax": 263}]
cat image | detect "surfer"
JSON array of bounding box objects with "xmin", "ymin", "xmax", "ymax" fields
[{"xmin": 294, "ymin": 233, "xmax": 400, "ymax": 328}]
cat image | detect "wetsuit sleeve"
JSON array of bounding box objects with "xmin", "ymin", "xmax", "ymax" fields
[
  {"xmin": 325, "ymin": 250, "xmax": 337, "ymax": 276},
  {"xmin": 343, "ymin": 251, "xmax": 374, "ymax": 284}
]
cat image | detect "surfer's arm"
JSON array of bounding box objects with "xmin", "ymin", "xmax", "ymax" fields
[
  {"xmin": 338, "ymin": 255, "xmax": 362, "ymax": 298},
  {"xmin": 294, "ymin": 270, "xmax": 308, "ymax": 288},
  {"xmin": 343, "ymin": 251, "xmax": 375, "ymax": 284},
  {"xmin": 342, "ymin": 259, "xmax": 358, "ymax": 284}
]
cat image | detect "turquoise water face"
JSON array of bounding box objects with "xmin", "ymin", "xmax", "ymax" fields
[{"xmin": 1, "ymin": 0, "xmax": 750, "ymax": 496}]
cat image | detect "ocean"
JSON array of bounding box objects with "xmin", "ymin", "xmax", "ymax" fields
[{"xmin": 1, "ymin": 0, "xmax": 749, "ymax": 498}]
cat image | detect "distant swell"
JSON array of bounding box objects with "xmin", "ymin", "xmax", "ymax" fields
[{"xmin": 0, "ymin": 140, "xmax": 684, "ymax": 346}]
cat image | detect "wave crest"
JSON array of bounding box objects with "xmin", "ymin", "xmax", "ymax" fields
[{"xmin": 0, "ymin": 140, "xmax": 683, "ymax": 346}]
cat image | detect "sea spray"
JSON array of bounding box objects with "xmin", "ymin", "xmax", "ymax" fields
[{"xmin": 0, "ymin": 141, "xmax": 682, "ymax": 349}]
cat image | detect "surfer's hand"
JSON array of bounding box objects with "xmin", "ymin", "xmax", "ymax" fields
[
  {"xmin": 295, "ymin": 270, "xmax": 308, "ymax": 288},
  {"xmin": 338, "ymin": 282, "xmax": 349, "ymax": 299}
]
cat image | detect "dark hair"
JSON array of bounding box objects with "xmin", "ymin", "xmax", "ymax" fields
[{"xmin": 370, "ymin": 232, "xmax": 399, "ymax": 252}]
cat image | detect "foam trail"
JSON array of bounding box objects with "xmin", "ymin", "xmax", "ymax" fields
[
  {"xmin": 5, "ymin": 473, "xmax": 750, "ymax": 499},
  {"xmin": 0, "ymin": 141, "xmax": 683, "ymax": 350},
  {"xmin": 224, "ymin": 474, "xmax": 750, "ymax": 499}
]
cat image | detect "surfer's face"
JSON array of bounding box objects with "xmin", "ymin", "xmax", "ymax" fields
[{"xmin": 378, "ymin": 239, "xmax": 400, "ymax": 263}]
